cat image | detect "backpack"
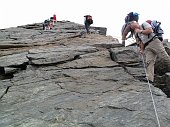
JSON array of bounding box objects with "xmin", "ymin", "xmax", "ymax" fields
[
  {"xmin": 85, "ymin": 15, "xmax": 93, "ymax": 24},
  {"xmin": 125, "ymin": 12, "xmax": 139, "ymax": 23},
  {"xmin": 121, "ymin": 12, "xmax": 139, "ymax": 38},
  {"xmin": 143, "ymin": 20, "xmax": 164, "ymax": 41}
]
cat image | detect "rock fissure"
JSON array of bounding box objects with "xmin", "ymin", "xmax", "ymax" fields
[
  {"xmin": 100, "ymin": 105, "xmax": 136, "ymax": 111},
  {"xmin": 0, "ymin": 86, "xmax": 11, "ymax": 99}
]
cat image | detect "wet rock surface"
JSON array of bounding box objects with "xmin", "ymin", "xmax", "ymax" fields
[{"xmin": 0, "ymin": 21, "xmax": 170, "ymax": 127}]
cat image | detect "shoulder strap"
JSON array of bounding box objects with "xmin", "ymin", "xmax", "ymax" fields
[
  {"xmin": 141, "ymin": 24, "xmax": 145, "ymax": 30},
  {"xmin": 154, "ymin": 22, "xmax": 160, "ymax": 32},
  {"xmin": 129, "ymin": 27, "xmax": 134, "ymax": 38},
  {"xmin": 136, "ymin": 33, "xmax": 141, "ymax": 41}
]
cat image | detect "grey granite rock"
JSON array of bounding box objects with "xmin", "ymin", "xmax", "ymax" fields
[{"xmin": 0, "ymin": 20, "xmax": 170, "ymax": 127}]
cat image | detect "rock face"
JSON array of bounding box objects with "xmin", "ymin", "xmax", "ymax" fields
[{"xmin": 0, "ymin": 21, "xmax": 170, "ymax": 127}]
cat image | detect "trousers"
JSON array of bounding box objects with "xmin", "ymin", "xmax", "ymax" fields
[
  {"xmin": 144, "ymin": 38, "xmax": 170, "ymax": 82},
  {"xmin": 85, "ymin": 22, "xmax": 90, "ymax": 33}
]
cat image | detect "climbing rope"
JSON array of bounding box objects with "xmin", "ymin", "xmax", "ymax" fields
[{"xmin": 141, "ymin": 54, "xmax": 161, "ymax": 127}]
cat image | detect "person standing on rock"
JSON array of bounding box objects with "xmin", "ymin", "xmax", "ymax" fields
[
  {"xmin": 53, "ymin": 14, "xmax": 56, "ymax": 23},
  {"xmin": 130, "ymin": 21, "xmax": 170, "ymax": 83},
  {"xmin": 49, "ymin": 17, "xmax": 54, "ymax": 29},
  {"xmin": 84, "ymin": 15, "xmax": 93, "ymax": 34},
  {"xmin": 43, "ymin": 19, "xmax": 50, "ymax": 30}
]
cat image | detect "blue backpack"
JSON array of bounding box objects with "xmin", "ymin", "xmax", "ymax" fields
[
  {"xmin": 121, "ymin": 12, "xmax": 139, "ymax": 38},
  {"xmin": 125, "ymin": 12, "xmax": 139, "ymax": 23},
  {"xmin": 144, "ymin": 20, "xmax": 164, "ymax": 41}
]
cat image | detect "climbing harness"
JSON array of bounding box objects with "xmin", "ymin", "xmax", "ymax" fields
[{"xmin": 141, "ymin": 54, "xmax": 161, "ymax": 127}]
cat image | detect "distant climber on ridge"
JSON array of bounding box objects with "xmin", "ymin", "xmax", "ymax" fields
[{"xmin": 84, "ymin": 15, "xmax": 93, "ymax": 34}]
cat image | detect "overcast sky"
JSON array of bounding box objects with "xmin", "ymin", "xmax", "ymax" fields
[{"xmin": 0, "ymin": 0, "xmax": 169, "ymax": 43}]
